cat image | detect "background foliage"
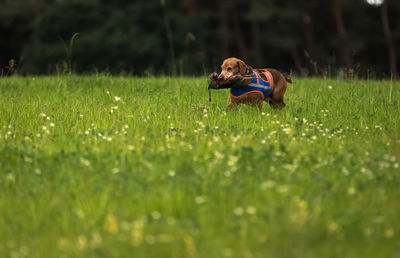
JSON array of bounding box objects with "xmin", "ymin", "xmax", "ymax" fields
[{"xmin": 0, "ymin": 0, "xmax": 399, "ymax": 76}]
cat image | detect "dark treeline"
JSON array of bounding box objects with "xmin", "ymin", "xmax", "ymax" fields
[{"xmin": 0, "ymin": 0, "xmax": 399, "ymax": 77}]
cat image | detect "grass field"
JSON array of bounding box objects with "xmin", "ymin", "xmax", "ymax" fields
[{"xmin": 0, "ymin": 75, "xmax": 399, "ymax": 258}]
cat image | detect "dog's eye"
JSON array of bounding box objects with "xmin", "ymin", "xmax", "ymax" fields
[{"xmin": 227, "ymin": 67, "xmax": 232, "ymax": 71}]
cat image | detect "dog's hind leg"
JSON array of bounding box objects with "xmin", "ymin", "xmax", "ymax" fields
[
  {"xmin": 226, "ymin": 102, "xmax": 238, "ymax": 111},
  {"xmin": 257, "ymin": 99, "xmax": 263, "ymax": 110},
  {"xmin": 268, "ymin": 99, "xmax": 286, "ymax": 109}
]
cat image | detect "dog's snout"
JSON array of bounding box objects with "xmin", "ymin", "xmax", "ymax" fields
[{"xmin": 218, "ymin": 74, "xmax": 224, "ymax": 81}]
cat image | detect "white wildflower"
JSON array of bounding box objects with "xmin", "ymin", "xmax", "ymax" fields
[
  {"xmin": 260, "ymin": 180, "xmax": 275, "ymax": 189},
  {"xmin": 234, "ymin": 207, "xmax": 243, "ymax": 216},
  {"xmin": 195, "ymin": 196, "xmax": 206, "ymax": 204},
  {"xmin": 246, "ymin": 206, "xmax": 257, "ymax": 215},
  {"xmin": 151, "ymin": 211, "xmax": 161, "ymax": 220},
  {"xmin": 227, "ymin": 155, "xmax": 239, "ymax": 167}
]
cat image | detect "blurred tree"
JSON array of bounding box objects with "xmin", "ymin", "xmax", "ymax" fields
[
  {"xmin": 300, "ymin": 0, "xmax": 316, "ymax": 75},
  {"xmin": 301, "ymin": 0, "xmax": 314, "ymax": 50},
  {"xmin": 23, "ymin": 0, "xmax": 169, "ymax": 74},
  {"xmin": 330, "ymin": 0, "xmax": 353, "ymax": 70},
  {"xmin": 0, "ymin": 0, "xmax": 54, "ymax": 71},
  {"xmin": 381, "ymin": 0, "xmax": 398, "ymax": 78},
  {"xmin": 217, "ymin": 0, "xmax": 230, "ymax": 59},
  {"xmin": 0, "ymin": 0, "xmax": 398, "ymax": 77},
  {"xmin": 231, "ymin": 1, "xmax": 249, "ymax": 59},
  {"xmin": 249, "ymin": 0, "xmax": 263, "ymax": 66}
]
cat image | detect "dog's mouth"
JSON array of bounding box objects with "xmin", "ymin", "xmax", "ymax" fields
[
  {"xmin": 219, "ymin": 74, "xmax": 242, "ymax": 86},
  {"xmin": 208, "ymin": 72, "xmax": 244, "ymax": 90}
]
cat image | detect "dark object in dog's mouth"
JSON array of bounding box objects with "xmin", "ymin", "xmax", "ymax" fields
[{"xmin": 208, "ymin": 73, "xmax": 242, "ymax": 90}]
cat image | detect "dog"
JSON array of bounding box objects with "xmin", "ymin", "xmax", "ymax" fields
[{"xmin": 210, "ymin": 57, "xmax": 292, "ymax": 110}]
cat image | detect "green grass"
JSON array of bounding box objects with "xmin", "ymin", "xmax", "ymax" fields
[{"xmin": 0, "ymin": 75, "xmax": 399, "ymax": 258}]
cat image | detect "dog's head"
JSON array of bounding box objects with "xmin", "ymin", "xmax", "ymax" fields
[{"xmin": 219, "ymin": 57, "xmax": 250, "ymax": 82}]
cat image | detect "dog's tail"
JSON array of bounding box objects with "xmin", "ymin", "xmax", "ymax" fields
[{"xmin": 283, "ymin": 74, "xmax": 292, "ymax": 84}]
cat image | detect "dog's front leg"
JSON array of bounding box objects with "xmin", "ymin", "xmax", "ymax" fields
[
  {"xmin": 226, "ymin": 101, "xmax": 238, "ymax": 111},
  {"xmin": 257, "ymin": 99, "xmax": 263, "ymax": 110}
]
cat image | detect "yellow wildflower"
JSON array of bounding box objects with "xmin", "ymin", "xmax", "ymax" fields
[
  {"xmin": 131, "ymin": 228, "xmax": 143, "ymax": 246},
  {"xmin": 57, "ymin": 237, "xmax": 68, "ymax": 250},
  {"xmin": 385, "ymin": 229, "xmax": 394, "ymax": 239},
  {"xmin": 327, "ymin": 221, "xmax": 339, "ymax": 234},
  {"xmin": 104, "ymin": 214, "xmax": 118, "ymax": 234},
  {"xmin": 76, "ymin": 235, "xmax": 87, "ymax": 250},
  {"xmin": 184, "ymin": 236, "xmax": 196, "ymax": 257},
  {"xmin": 90, "ymin": 232, "xmax": 102, "ymax": 248}
]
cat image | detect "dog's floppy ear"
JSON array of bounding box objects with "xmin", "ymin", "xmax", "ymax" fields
[{"xmin": 237, "ymin": 60, "xmax": 247, "ymax": 75}]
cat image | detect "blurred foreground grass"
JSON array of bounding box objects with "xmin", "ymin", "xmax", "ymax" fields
[{"xmin": 0, "ymin": 76, "xmax": 399, "ymax": 257}]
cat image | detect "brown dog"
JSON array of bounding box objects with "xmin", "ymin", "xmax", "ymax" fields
[{"xmin": 216, "ymin": 57, "xmax": 292, "ymax": 110}]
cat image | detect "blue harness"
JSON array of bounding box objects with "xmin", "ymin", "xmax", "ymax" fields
[{"xmin": 230, "ymin": 69, "xmax": 274, "ymax": 99}]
